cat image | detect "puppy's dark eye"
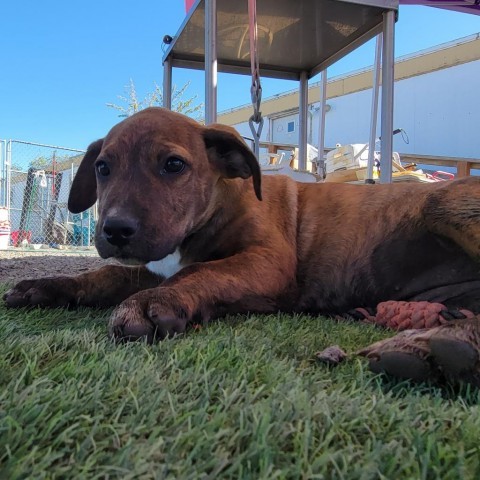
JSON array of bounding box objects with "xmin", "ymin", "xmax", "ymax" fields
[
  {"xmin": 95, "ymin": 161, "xmax": 110, "ymax": 177},
  {"xmin": 163, "ymin": 157, "xmax": 186, "ymax": 174}
]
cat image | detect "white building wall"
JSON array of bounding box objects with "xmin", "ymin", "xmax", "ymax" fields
[{"xmin": 234, "ymin": 60, "xmax": 480, "ymax": 159}]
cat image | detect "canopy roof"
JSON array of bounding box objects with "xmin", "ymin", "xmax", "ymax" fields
[
  {"xmin": 163, "ymin": 0, "xmax": 399, "ymax": 80},
  {"xmin": 400, "ymin": 0, "xmax": 480, "ymax": 16}
]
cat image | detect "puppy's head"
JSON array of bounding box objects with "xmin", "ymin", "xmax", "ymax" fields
[{"xmin": 68, "ymin": 107, "xmax": 261, "ymax": 264}]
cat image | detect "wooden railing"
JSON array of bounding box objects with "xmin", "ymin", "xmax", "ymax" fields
[
  {"xmin": 260, "ymin": 141, "xmax": 298, "ymax": 155},
  {"xmin": 259, "ymin": 141, "xmax": 480, "ymax": 177},
  {"xmin": 398, "ymin": 153, "xmax": 480, "ymax": 178}
]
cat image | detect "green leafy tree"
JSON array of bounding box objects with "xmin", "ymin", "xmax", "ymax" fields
[
  {"xmin": 28, "ymin": 153, "xmax": 74, "ymax": 170},
  {"xmin": 29, "ymin": 156, "xmax": 51, "ymax": 169},
  {"xmin": 107, "ymin": 79, "xmax": 203, "ymax": 120},
  {"xmin": 11, "ymin": 156, "xmax": 51, "ymax": 172}
]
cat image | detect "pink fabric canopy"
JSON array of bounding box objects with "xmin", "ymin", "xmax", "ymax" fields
[
  {"xmin": 400, "ymin": 0, "xmax": 480, "ymax": 15},
  {"xmin": 185, "ymin": 0, "xmax": 480, "ymax": 16}
]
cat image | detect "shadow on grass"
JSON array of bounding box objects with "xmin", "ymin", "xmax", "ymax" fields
[{"xmin": 371, "ymin": 371, "xmax": 480, "ymax": 405}]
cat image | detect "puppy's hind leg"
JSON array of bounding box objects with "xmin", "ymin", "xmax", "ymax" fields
[
  {"xmin": 424, "ymin": 177, "xmax": 480, "ymax": 260},
  {"xmin": 421, "ymin": 178, "xmax": 480, "ymax": 312}
]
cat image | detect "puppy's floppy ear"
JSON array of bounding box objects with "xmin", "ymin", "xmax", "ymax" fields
[
  {"xmin": 68, "ymin": 138, "xmax": 103, "ymax": 214},
  {"xmin": 203, "ymin": 124, "xmax": 262, "ymax": 201}
]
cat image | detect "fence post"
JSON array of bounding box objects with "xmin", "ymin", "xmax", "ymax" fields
[
  {"xmin": 0, "ymin": 140, "xmax": 5, "ymax": 207},
  {"xmin": 6, "ymin": 141, "xmax": 12, "ymax": 210}
]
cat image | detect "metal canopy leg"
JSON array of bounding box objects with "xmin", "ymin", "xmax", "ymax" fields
[
  {"xmin": 366, "ymin": 34, "xmax": 382, "ymax": 182},
  {"xmin": 163, "ymin": 57, "xmax": 172, "ymax": 110},
  {"xmin": 380, "ymin": 11, "xmax": 395, "ymax": 184},
  {"xmin": 317, "ymin": 69, "xmax": 327, "ymax": 178},
  {"xmin": 205, "ymin": 0, "xmax": 218, "ymax": 124},
  {"xmin": 298, "ymin": 71, "xmax": 308, "ymax": 171}
]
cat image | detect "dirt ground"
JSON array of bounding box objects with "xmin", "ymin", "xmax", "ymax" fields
[{"xmin": 0, "ymin": 249, "xmax": 114, "ymax": 285}]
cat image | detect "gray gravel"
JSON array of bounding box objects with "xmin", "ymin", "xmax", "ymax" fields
[{"xmin": 0, "ymin": 249, "xmax": 114, "ymax": 285}]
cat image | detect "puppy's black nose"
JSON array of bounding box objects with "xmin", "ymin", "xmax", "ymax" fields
[{"xmin": 103, "ymin": 217, "xmax": 138, "ymax": 246}]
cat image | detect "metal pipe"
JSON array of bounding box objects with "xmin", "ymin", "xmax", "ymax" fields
[
  {"xmin": 380, "ymin": 11, "xmax": 395, "ymax": 184},
  {"xmin": 205, "ymin": 0, "xmax": 218, "ymax": 124},
  {"xmin": 6, "ymin": 141, "xmax": 11, "ymax": 210},
  {"xmin": 366, "ymin": 34, "xmax": 382, "ymax": 182},
  {"xmin": 298, "ymin": 71, "xmax": 308, "ymax": 171},
  {"xmin": 87, "ymin": 210, "xmax": 91, "ymax": 247},
  {"xmin": 317, "ymin": 69, "xmax": 327, "ymax": 177},
  {"xmin": 8, "ymin": 139, "xmax": 83, "ymax": 153},
  {"xmin": 163, "ymin": 57, "xmax": 172, "ymax": 110},
  {"xmin": 0, "ymin": 141, "xmax": 5, "ymax": 207}
]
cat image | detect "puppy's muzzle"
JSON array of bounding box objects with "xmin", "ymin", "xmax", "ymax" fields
[{"xmin": 102, "ymin": 216, "xmax": 139, "ymax": 247}]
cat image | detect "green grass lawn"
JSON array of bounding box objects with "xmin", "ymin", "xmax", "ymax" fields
[{"xmin": 1, "ymin": 283, "xmax": 479, "ymax": 479}]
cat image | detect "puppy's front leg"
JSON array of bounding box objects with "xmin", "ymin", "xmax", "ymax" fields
[
  {"xmin": 109, "ymin": 247, "xmax": 295, "ymax": 342},
  {"xmin": 4, "ymin": 265, "xmax": 164, "ymax": 308}
]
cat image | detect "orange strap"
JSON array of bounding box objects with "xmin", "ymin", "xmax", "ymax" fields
[{"xmin": 352, "ymin": 300, "xmax": 475, "ymax": 331}]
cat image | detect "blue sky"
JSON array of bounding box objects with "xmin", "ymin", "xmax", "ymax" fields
[{"xmin": 0, "ymin": 1, "xmax": 479, "ymax": 150}]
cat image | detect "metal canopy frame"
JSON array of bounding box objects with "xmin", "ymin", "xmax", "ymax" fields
[{"xmin": 163, "ymin": 0, "xmax": 399, "ymax": 183}]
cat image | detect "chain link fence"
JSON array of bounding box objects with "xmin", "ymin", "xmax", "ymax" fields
[{"xmin": 0, "ymin": 140, "xmax": 97, "ymax": 251}]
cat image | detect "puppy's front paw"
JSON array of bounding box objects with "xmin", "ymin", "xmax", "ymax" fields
[
  {"xmin": 108, "ymin": 300, "xmax": 157, "ymax": 343},
  {"xmin": 108, "ymin": 288, "xmax": 190, "ymax": 343},
  {"xmin": 3, "ymin": 277, "xmax": 81, "ymax": 308},
  {"xmin": 147, "ymin": 299, "xmax": 189, "ymax": 340}
]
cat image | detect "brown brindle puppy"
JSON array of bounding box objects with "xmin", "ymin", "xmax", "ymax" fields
[{"xmin": 4, "ymin": 107, "xmax": 480, "ymax": 343}]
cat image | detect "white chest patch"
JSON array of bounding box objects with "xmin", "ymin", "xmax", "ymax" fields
[{"xmin": 146, "ymin": 249, "xmax": 185, "ymax": 279}]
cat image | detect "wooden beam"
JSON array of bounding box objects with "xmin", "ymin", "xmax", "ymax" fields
[
  {"xmin": 399, "ymin": 153, "xmax": 480, "ymax": 171},
  {"xmin": 457, "ymin": 161, "xmax": 472, "ymax": 178}
]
